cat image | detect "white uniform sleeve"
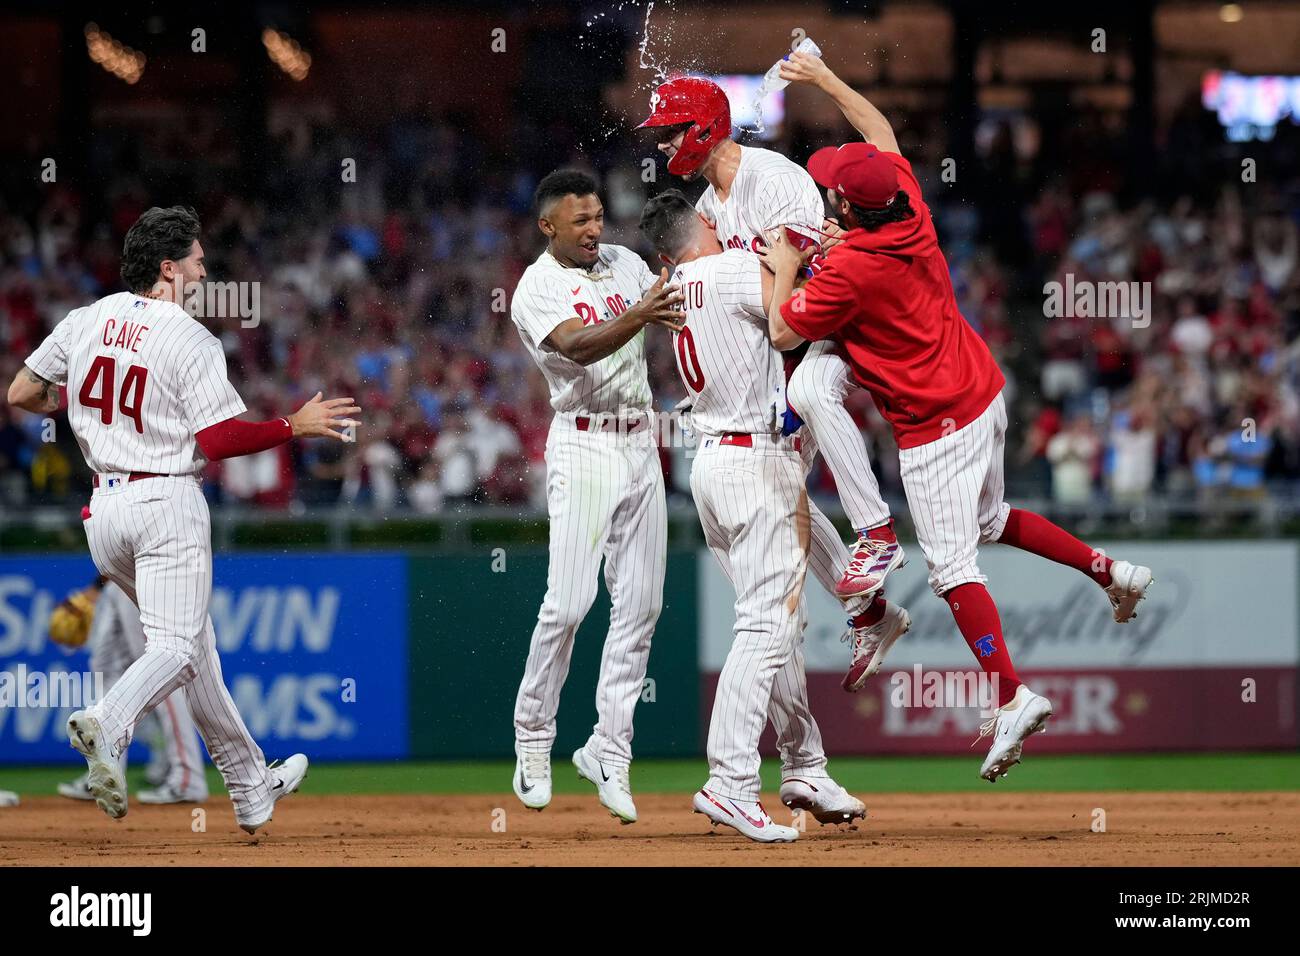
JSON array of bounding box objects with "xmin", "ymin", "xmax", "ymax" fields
[
  {"xmin": 760, "ymin": 170, "xmax": 824, "ymax": 246},
  {"xmin": 634, "ymin": 252, "xmax": 657, "ymax": 296},
  {"xmin": 718, "ymin": 251, "xmax": 768, "ymax": 323},
  {"xmin": 512, "ymin": 274, "xmax": 576, "ymax": 350},
  {"xmin": 24, "ymin": 310, "xmax": 79, "ymax": 386},
  {"xmin": 182, "ymin": 338, "xmax": 248, "ymax": 433}
]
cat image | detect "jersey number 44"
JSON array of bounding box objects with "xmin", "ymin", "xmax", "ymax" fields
[{"xmin": 79, "ymin": 355, "xmax": 149, "ymax": 434}]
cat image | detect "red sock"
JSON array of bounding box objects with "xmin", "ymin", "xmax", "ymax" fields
[
  {"xmin": 944, "ymin": 583, "xmax": 1020, "ymax": 706},
  {"xmin": 998, "ymin": 508, "xmax": 1112, "ymax": 587},
  {"xmin": 851, "ymin": 595, "xmax": 887, "ymax": 628},
  {"xmin": 858, "ymin": 519, "xmax": 897, "ymax": 543}
]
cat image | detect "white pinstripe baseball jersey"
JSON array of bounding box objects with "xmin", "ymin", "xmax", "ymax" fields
[
  {"xmin": 511, "ymin": 245, "xmax": 656, "ymax": 414},
  {"xmin": 697, "ymin": 146, "xmax": 824, "ymax": 252},
  {"xmin": 669, "ymin": 249, "xmax": 783, "ymax": 436},
  {"xmin": 25, "ymin": 292, "xmax": 245, "ymax": 475}
]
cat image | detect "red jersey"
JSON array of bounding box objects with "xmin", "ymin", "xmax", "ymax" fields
[{"xmin": 779, "ymin": 153, "xmax": 1004, "ymax": 449}]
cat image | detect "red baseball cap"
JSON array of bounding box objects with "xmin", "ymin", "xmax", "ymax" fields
[{"xmin": 806, "ymin": 142, "xmax": 899, "ymax": 210}]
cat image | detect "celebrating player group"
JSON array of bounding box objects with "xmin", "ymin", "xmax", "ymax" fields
[
  {"xmin": 6, "ymin": 48, "xmax": 1155, "ymax": 848},
  {"xmin": 507, "ymin": 50, "xmax": 1154, "ymax": 843}
]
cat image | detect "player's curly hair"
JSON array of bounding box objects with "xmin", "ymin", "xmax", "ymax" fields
[
  {"xmin": 845, "ymin": 189, "xmax": 915, "ymax": 231},
  {"xmin": 119, "ymin": 206, "xmax": 201, "ymax": 293},
  {"xmin": 638, "ymin": 188, "xmax": 697, "ymax": 259}
]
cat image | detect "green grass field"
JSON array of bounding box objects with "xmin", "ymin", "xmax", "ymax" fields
[{"xmin": 4, "ymin": 752, "xmax": 1298, "ymax": 797}]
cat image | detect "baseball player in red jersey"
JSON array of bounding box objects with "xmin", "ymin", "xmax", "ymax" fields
[
  {"xmin": 638, "ymin": 77, "xmax": 911, "ymax": 694},
  {"xmin": 8, "ymin": 205, "xmax": 360, "ymax": 827},
  {"xmin": 763, "ymin": 57, "xmax": 1154, "ymax": 781}
]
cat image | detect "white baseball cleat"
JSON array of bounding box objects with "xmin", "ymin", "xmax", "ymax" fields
[
  {"xmin": 138, "ymin": 782, "xmax": 208, "ymax": 805},
  {"xmin": 66, "ymin": 711, "xmax": 128, "ymax": 820},
  {"xmin": 0, "ymin": 790, "xmax": 18, "ymax": 808},
  {"xmin": 238, "ymin": 754, "xmax": 308, "ymax": 834},
  {"xmin": 513, "ymin": 748, "xmax": 552, "ymax": 811},
  {"xmin": 842, "ymin": 600, "xmax": 912, "ymax": 692},
  {"xmin": 572, "ymin": 747, "xmax": 637, "ymax": 824},
  {"xmin": 56, "ymin": 773, "xmax": 95, "ymax": 801},
  {"xmin": 975, "ymin": 685, "xmax": 1053, "ymax": 782},
  {"xmin": 779, "ymin": 776, "xmax": 867, "ymax": 825},
  {"xmin": 693, "ymin": 788, "xmax": 798, "ymax": 843},
  {"xmin": 1106, "ymin": 560, "xmax": 1153, "ymax": 623}
]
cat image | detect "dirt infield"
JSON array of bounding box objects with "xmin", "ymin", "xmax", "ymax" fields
[{"xmin": 2, "ymin": 792, "xmax": 1296, "ymax": 866}]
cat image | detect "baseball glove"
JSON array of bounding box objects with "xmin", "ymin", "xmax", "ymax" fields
[{"xmin": 48, "ymin": 587, "xmax": 99, "ymax": 648}]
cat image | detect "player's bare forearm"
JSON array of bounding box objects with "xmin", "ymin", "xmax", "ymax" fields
[
  {"xmin": 767, "ymin": 263, "xmax": 805, "ymax": 351},
  {"xmin": 800, "ymin": 59, "xmax": 900, "ymax": 156},
  {"xmin": 546, "ymin": 294, "xmax": 683, "ymax": 366},
  {"xmin": 826, "ymin": 76, "xmax": 899, "ymax": 154},
  {"xmin": 546, "ymin": 311, "xmax": 652, "ymax": 365},
  {"xmin": 7, "ymin": 366, "xmax": 60, "ymax": 414}
]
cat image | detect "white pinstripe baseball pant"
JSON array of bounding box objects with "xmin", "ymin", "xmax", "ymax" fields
[
  {"xmin": 787, "ymin": 341, "xmax": 891, "ymax": 532},
  {"xmin": 692, "ymin": 435, "xmax": 822, "ymax": 801},
  {"xmin": 900, "ymin": 393, "xmax": 1011, "ymax": 597},
  {"xmin": 513, "ymin": 414, "xmax": 666, "ymax": 769},
  {"xmin": 88, "ymin": 583, "xmax": 207, "ymax": 797},
  {"xmin": 83, "ymin": 475, "xmax": 274, "ymax": 822}
]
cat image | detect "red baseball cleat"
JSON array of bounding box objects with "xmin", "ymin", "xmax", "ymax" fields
[
  {"xmin": 842, "ymin": 599, "xmax": 911, "ymax": 692},
  {"xmin": 836, "ymin": 534, "xmax": 907, "ymax": 599}
]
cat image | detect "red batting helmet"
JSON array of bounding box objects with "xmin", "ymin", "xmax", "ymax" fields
[{"xmin": 637, "ymin": 77, "xmax": 731, "ymax": 177}]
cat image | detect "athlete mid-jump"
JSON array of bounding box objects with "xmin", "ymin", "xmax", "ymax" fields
[
  {"xmin": 764, "ymin": 54, "xmax": 1154, "ymax": 781},
  {"xmin": 8, "ymin": 205, "xmax": 360, "ymax": 830},
  {"xmin": 639, "ymin": 77, "xmax": 910, "ymax": 692}
]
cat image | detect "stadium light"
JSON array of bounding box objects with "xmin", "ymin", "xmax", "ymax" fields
[
  {"xmin": 84, "ymin": 23, "xmax": 146, "ymax": 85},
  {"xmin": 262, "ymin": 28, "xmax": 312, "ymax": 81}
]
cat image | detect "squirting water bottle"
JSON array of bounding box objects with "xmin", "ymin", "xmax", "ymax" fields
[{"xmin": 756, "ymin": 36, "xmax": 823, "ymax": 101}]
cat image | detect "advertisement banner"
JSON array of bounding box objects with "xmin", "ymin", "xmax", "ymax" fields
[
  {"xmin": 699, "ymin": 541, "xmax": 1299, "ymax": 752},
  {"xmin": 0, "ymin": 554, "xmax": 408, "ymax": 763}
]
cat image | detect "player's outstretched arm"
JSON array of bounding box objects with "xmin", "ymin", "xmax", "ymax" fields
[
  {"xmin": 7, "ymin": 366, "xmax": 60, "ymax": 414},
  {"xmin": 195, "ymin": 393, "xmax": 361, "ymax": 461},
  {"xmin": 779, "ymin": 53, "xmax": 900, "ymax": 155},
  {"xmin": 544, "ymin": 269, "xmax": 684, "ymax": 366}
]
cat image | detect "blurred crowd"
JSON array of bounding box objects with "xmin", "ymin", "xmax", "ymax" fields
[
  {"xmin": 1, "ymin": 106, "xmax": 1298, "ymax": 515},
  {"xmin": 1018, "ymin": 189, "xmax": 1300, "ymax": 505}
]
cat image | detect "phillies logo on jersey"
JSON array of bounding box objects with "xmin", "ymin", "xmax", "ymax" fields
[
  {"xmin": 724, "ymin": 227, "xmax": 817, "ymax": 254},
  {"xmin": 573, "ymin": 290, "xmax": 631, "ymax": 327},
  {"xmin": 725, "ymin": 234, "xmax": 765, "ymax": 252},
  {"xmin": 974, "ymin": 634, "xmax": 997, "ymax": 657}
]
